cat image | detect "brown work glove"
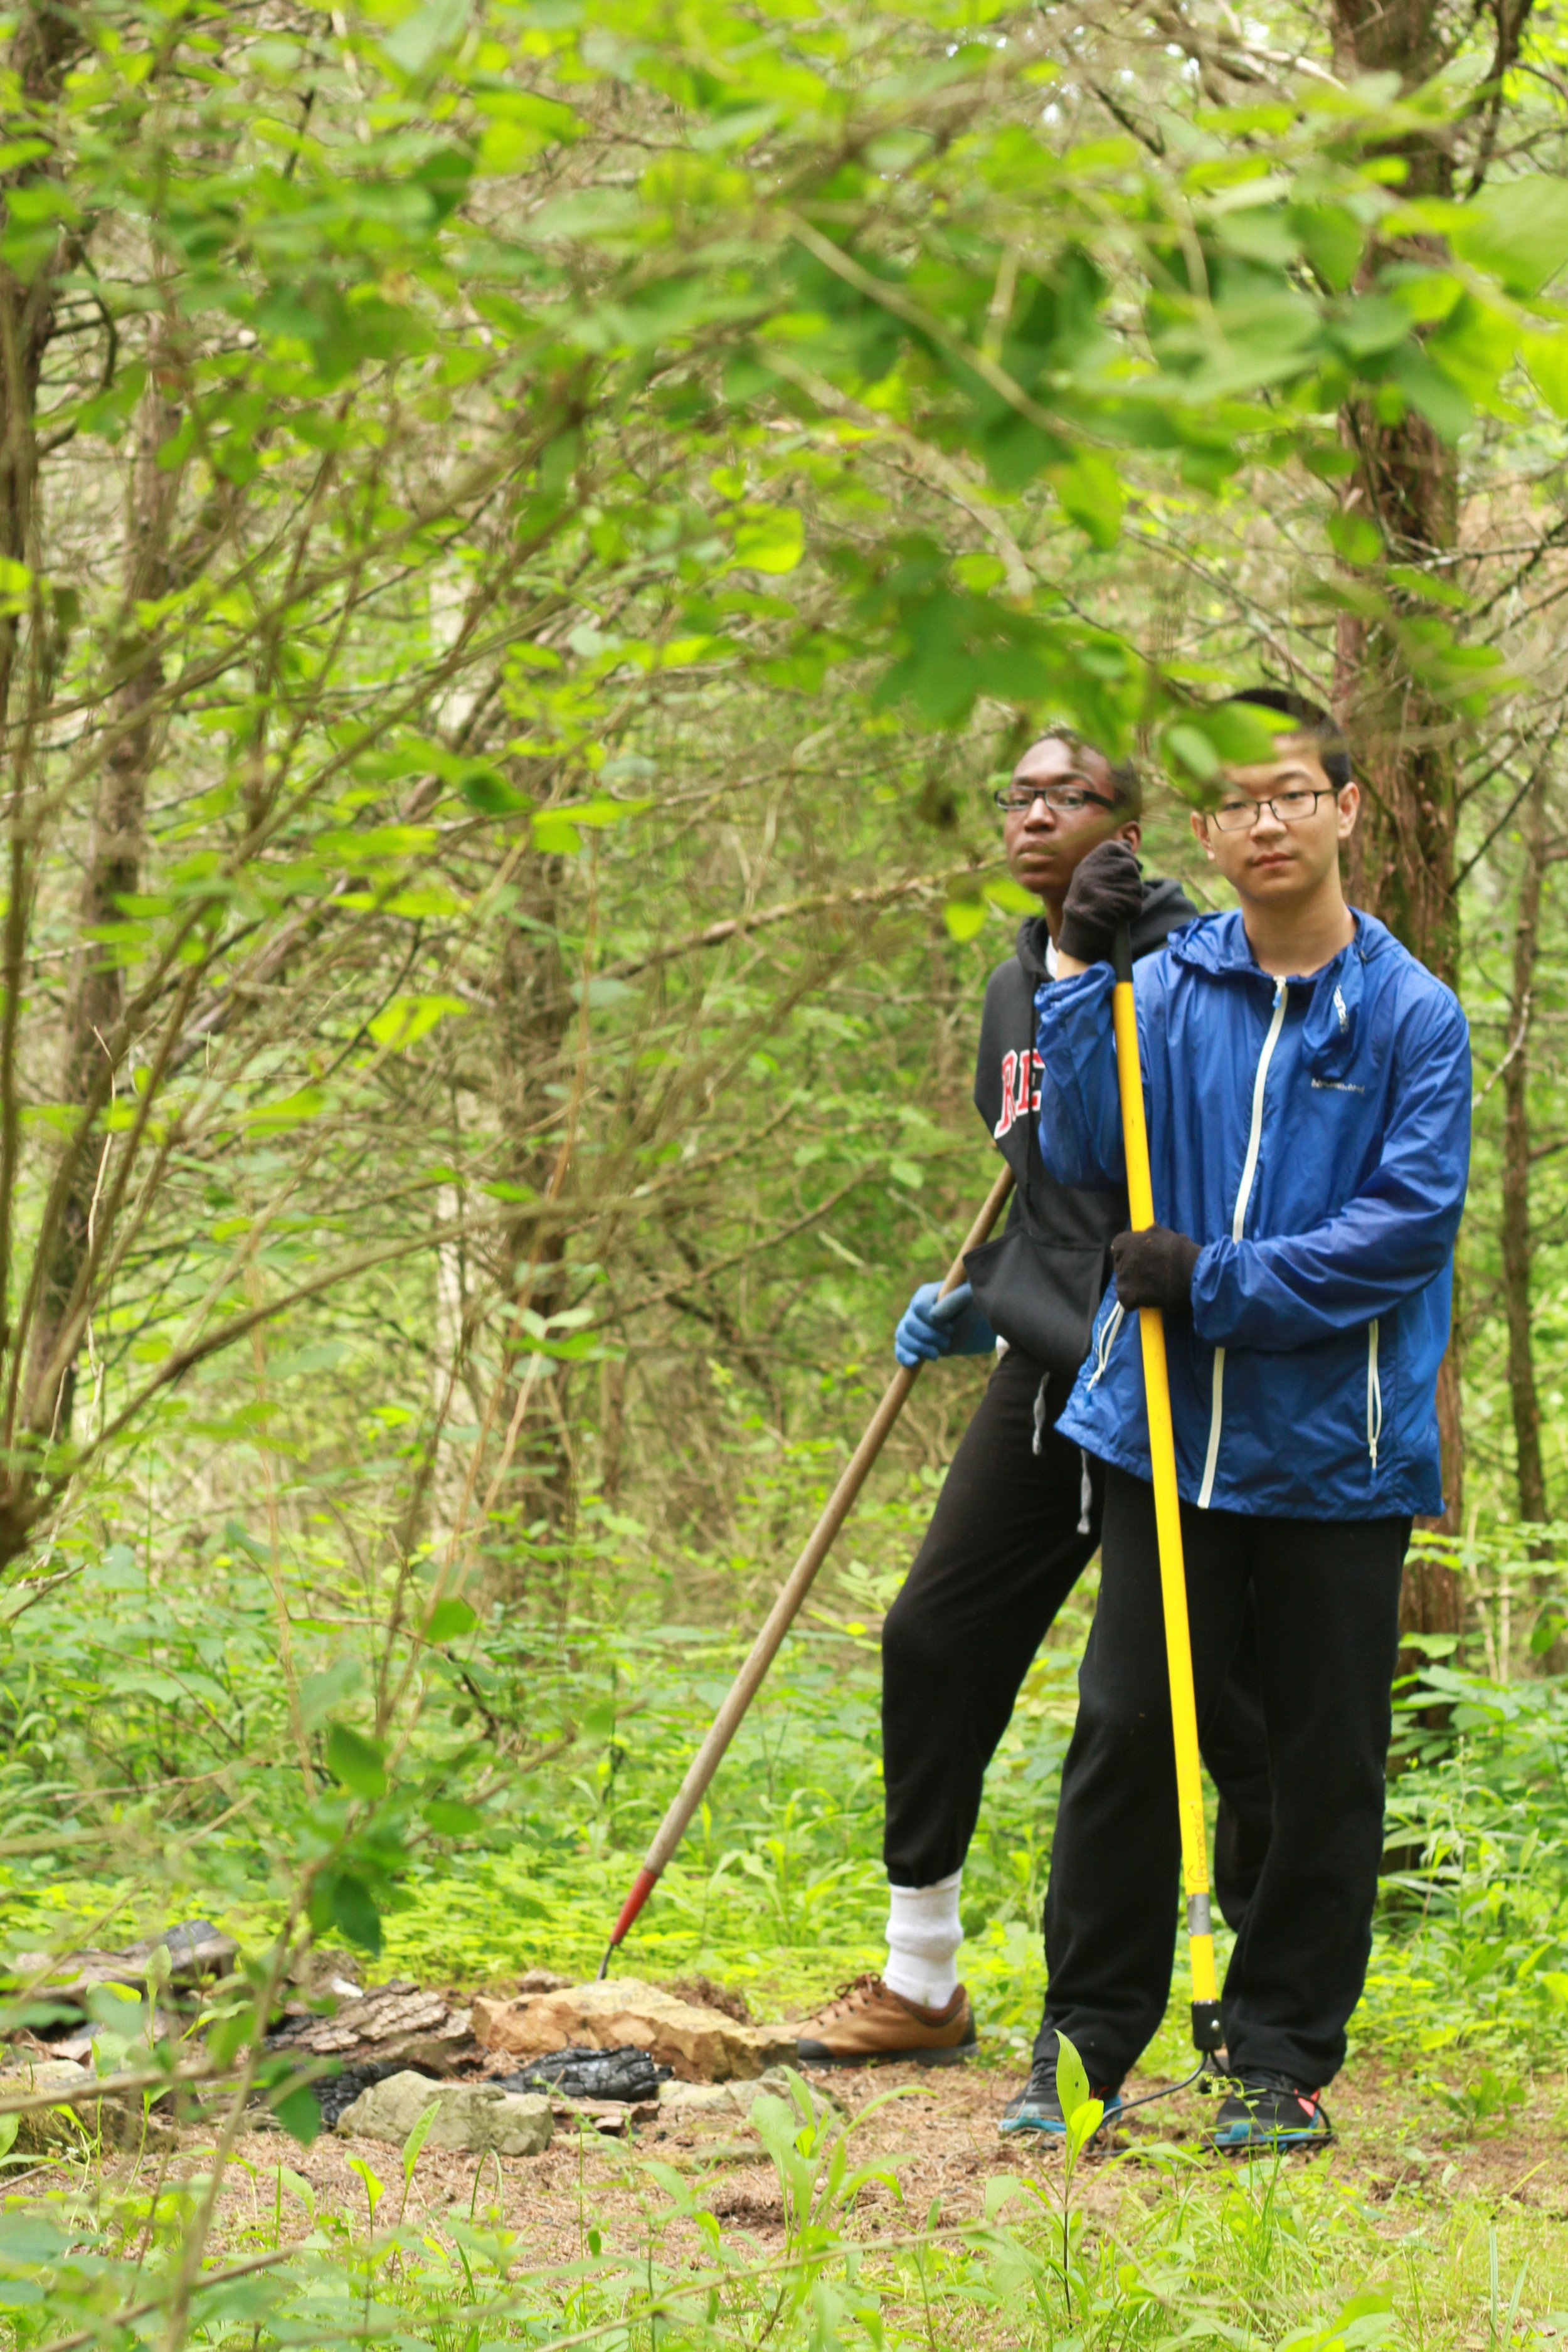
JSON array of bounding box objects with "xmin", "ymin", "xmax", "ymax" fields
[
  {"xmin": 1057, "ymin": 840, "xmax": 1144, "ymax": 965},
  {"xmin": 1112, "ymin": 1226, "xmax": 1201, "ymax": 1316}
]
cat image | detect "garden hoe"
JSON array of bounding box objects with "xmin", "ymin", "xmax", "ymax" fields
[
  {"xmin": 596, "ymin": 1156, "xmax": 1017, "ymax": 1977},
  {"xmin": 1111, "ymin": 922, "xmax": 1224, "ymax": 2070}
]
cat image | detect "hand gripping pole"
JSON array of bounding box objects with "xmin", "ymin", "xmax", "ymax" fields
[
  {"xmin": 597, "ymin": 1157, "xmax": 1017, "ymax": 1977},
  {"xmin": 1111, "ymin": 925, "xmax": 1222, "ymax": 2055}
]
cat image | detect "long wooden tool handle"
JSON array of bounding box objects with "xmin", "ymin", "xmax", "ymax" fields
[
  {"xmin": 599, "ymin": 1157, "xmax": 1017, "ymax": 1969},
  {"xmin": 1110, "ymin": 926, "xmax": 1222, "ymax": 2053}
]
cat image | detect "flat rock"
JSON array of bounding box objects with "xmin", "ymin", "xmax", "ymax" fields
[
  {"xmin": 0, "ymin": 2057, "xmax": 92, "ymax": 2153},
  {"xmin": 470, "ymin": 1978, "xmax": 793, "ymax": 2082},
  {"xmin": 0, "ymin": 2055, "xmax": 157, "ymax": 2153},
  {"xmin": 336, "ymin": 2071, "xmax": 551, "ymax": 2156},
  {"xmin": 659, "ymin": 2066, "xmax": 842, "ymax": 2128}
]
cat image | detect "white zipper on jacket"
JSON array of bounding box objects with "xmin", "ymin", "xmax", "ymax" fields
[
  {"xmin": 1367, "ymin": 1319, "xmax": 1382, "ymax": 1470},
  {"xmin": 1087, "ymin": 1300, "xmax": 1125, "ymax": 1389},
  {"xmin": 1197, "ymin": 980, "xmax": 1289, "ymax": 1510}
]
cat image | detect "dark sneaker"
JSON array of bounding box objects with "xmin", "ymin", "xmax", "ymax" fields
[
  {"xmin": 795, "ymin": 1976, "xmax": 977, "ymax": 2065},
  {"xmin": 1206, "ymin": 2072, "xmax": 1331, "ymax": 2154},
  {"xmin": 1000, "ymin": 2047, "xmax": 1123, "ymax": 2138}
]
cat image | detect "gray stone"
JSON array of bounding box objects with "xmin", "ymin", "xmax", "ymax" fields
[
  {"xmin": 658, "ymin": 2079, "xmax": 740, "ymax": 2119},
  {"xmin": 733, "ymin": 2067, "xmax": 844, "ymax": 2124},
  {"xmin": 658, "ymin": 2066, "xmax": 842, "ymax": 2130},
  {"xmin": 335, "ymin": 2070, "xmax": 551, "ymax": 2156}
]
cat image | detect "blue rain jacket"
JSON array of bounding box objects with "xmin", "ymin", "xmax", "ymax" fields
[{"xmin": 1035, "ymin": 909, "xmax": 1471, "ymax": 1520}]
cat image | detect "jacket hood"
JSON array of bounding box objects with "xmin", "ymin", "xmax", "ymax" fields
[
  {"xmin": 1168, "ymin": 906, "xmax": 1397, "ymax": 1081},
  {"xmin": 1013, "ymin": 874, "xmax": 1195, "ymax": 985}
]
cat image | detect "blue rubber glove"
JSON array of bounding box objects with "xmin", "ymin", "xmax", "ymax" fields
[{"xmin": 894, "ymin": 1280, "xmax": 997, "ymax": 1368}]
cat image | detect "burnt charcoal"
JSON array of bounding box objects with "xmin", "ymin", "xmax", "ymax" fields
[{"xmin": 499, "ymin": 2044, "xmax": 669, "ymax": 2104}]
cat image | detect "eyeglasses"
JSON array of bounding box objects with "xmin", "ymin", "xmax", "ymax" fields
[
  {"xmin": 993, "ymin": 783, "xmax": 1116, "ymax": 815},
  {"xmin": 1207, "ymin": 786, "xmax": 1339, "ymax": 832}
]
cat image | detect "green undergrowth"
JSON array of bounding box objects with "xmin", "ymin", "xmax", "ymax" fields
[
  {"xmin": 4, "ymin": 2070, "xmax": 1567, "ymax": 2352},
  {"xmin": 5, "ymin": 1514, "xmax": 1568, "ymax": 2348},
  {"xmin": 6, "ymin": 1526, "xmax": 1568, "ymax": 2070}
]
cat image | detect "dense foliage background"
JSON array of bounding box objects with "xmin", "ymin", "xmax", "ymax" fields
[{"xmin": 5, "ymin": 0, "xmax": 1568, "ymax": 2338}]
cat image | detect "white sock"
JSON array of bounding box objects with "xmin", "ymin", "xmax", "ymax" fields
[{"xmin": 883, "ymin": 1870, "xmax": 963, "ymax": 2008}]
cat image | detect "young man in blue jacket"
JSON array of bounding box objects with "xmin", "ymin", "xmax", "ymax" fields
[
  {"xmin": 1012, "ymin": 689, "xmax": 1471, "ymax": 2151},
  {"xmin": 794, "ymin": 731, "xmax": 1271, "ymax": 2069}
]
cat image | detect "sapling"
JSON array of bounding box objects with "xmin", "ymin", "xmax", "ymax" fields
[{"xmin": 1054, "ymin": 2028, "xmax": 1106, "ymax": 2306}]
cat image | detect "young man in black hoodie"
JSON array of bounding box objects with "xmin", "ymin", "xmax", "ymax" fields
[{"xmin": 795, "ymin": 734, "xmax": 1272, "ymax": 2075}]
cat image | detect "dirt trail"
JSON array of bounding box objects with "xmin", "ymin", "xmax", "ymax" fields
[{"xmin": 190, "ymin": 2051, "xmax": 1568, "ymax": 2264}]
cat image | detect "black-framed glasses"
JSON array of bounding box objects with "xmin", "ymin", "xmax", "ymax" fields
[
  {"xmin": 1208, "ymin": 786, "xmax": 1339, "ymax": 832},
  {"xmin": 993, "ymin": 783, "xmax": 1116, "ymax": 815}
]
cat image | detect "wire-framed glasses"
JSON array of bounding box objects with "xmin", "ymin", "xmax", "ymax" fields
[
  {"xmin": 993, "ymin": 783, "xmax": 1116, "ymax": 815},
  {"xmin": 1208, "ymin": 786, "xmax": 1338, "ymax": 832}
]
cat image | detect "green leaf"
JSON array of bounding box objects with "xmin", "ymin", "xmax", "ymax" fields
[
  {"xmin": 346, "ymin": 2154, "xmax": 386, "ymax": 2220},
  {"xmin": 426, "ymin": 1596, "xmax": 479, "ymax": 1641},
  {"xmin": 272, "ymin": 2085, "xmax": 322, "ymax": 2146},
  {"xmin": 329, "ymin": 1870, "xmax": 384, "ymax": 1955},
  {"xmin": 460, "ymin": 769, "xmax": 530, "ymax": 814},
  {"xmin": 424, "ymin": 1798, "xmax": 486, "ymax": 1834},
  {"xmin": 1450, "ymin": 175, "xmax": 1568, "ymax": 299},
  {"xmin": 401, "ymin": 2094, "xmax": 440, "ymax": 2190},
  {"xmin": 732, "ymin": 507, "xmax": 805, "ymax": 574},
  {"xmin": 326, "ymin": 1723, "xmax": 388, "ymax": 1800},
  {"xmin": 244, "ymin": 1086, "xmax": 327, "ymax": 1132},
  {"xmin": 1327, "ymin": 511, "xmax": 1382, "ymax": 566},
  {"xmin": 1523, "ymin": 330, "xmax": 1568, "ymax": 419},
  {"xmin": 368, "ymin": 995, "xmax": 470, "ymax": 1051},
  {"xmin": 943, "ymin": 896, "xmax": 988, "ymax": 941},
  {"xmin": 1054, "ymin": 2028, "xmax": 1091, "ymax": 2130},
  {"xmin": 1049, "ymin": 448, "xmax": 1124, "ymax": 549},
  {"xmin": 383, "ymin": 0, "xmax": 467, "ymax": 75},
  {"xmin": 1164, "ymin": 723, "xmax": 1221, "ymax": 781}
]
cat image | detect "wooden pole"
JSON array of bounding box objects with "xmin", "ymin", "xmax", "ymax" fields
[{"xmin": 598, "ymin": 1157, "xmax": 1017, "ymax": 1974}]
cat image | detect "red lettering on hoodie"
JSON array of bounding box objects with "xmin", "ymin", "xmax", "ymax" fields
[
  {"xmin": 994, "ymin": 1049, "xmax": 1044, "ymax": 1140},
  {"xmin": 994, "ymin": 1051, "xmax": 1018, "ymax": 1140}
]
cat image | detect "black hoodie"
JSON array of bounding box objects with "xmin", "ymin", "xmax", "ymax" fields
[{"xmin": 964, "ymin": 877, "xmax": 1195, "ymax": 1377}]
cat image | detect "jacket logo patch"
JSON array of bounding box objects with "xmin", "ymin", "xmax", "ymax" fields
[
  {"xmin": 994, "ymin": 1049, "xmax": 1044, "ymax": 1139},
  {"xmin": 1311, "ymin": 1077, "xmax": 1366, "ymax": 1093}
]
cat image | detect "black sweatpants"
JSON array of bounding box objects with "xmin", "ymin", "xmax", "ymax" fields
[
  {"xmin": 1042, "ymin": 1466, "xmax": 1409, "ymax": 2090},
  {"xmin": 882, "ymin": 1349, "xmax": 1272, "ymax": 1919}
]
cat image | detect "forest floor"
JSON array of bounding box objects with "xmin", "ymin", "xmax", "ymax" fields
[{"xmin": 62, "ymin": 2046, "xmax": 1568, "ymax": 2269}]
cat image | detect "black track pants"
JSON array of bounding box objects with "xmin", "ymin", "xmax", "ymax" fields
[
  {"xmin": 881, "ymin": 1350, "xmax": 1272, "ymax": 1913},
  {"xmin": 1041, "ymin": 1466, "xmax": 1409, "ymax": 2090}
]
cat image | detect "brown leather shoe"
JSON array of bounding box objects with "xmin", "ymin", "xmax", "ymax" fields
[{"xmin": 794, "ymin": 1975, "xmax": 977, "ymax": 2065}]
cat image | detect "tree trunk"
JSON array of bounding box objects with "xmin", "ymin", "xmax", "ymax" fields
[
  {"xmin": 24, "ymin": 370, "xmax": 183, "ymax": 1438},
  {"xmin": 1329, "ymin": 0, "xmax": 1468, "ymax": 1633},
  {"xmin": 489, "ymin": 846, "xmax": 577, "ymax": 1544},
  {"xmin": 1501, "ymin": 768, "xmax": 1550, "ymax": 1522}
]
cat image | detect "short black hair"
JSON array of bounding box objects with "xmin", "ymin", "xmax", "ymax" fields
[
  {"xmin": 1223, "ymin": 687, "xmax": 1352, "ymax": 792},
  {"xmin": 1030, "ymin": 727, "xmax": 1144, "ymax": 820}
]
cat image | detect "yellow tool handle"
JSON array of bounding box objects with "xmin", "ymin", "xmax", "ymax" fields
[{"xmin": 1110, "ymin": 928, "xmax": 1222, "ymax": 2052}]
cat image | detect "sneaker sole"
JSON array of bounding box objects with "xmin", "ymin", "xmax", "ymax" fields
[
  {"xmin": 1209, "ymin": 2127, "xmax": 1332, "ymax": 2155},
  {"xmin": 795, "ymin": 2037, "xmax": 978, "ymax": 2069},
  {"xmin": 1000, "ymin": 2099, "xmax": 1123, "ymax": 2139}
]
